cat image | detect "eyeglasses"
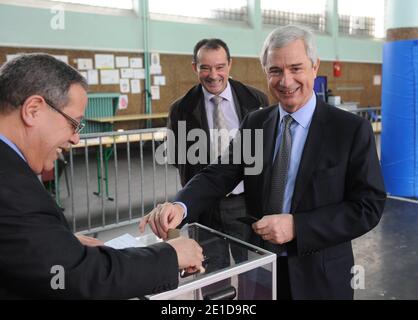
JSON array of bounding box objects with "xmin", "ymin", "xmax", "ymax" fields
[{"xmin": 43, "ymin": 97, "xmax": 85, "ymax": 134}]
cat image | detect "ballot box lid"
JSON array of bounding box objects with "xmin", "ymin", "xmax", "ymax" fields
[{"xmin": 145, "ymin": 223, "xmax": 276, "ymax": 300}]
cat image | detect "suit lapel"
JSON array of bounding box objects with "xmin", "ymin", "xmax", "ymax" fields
[
  {"xmin": 229, "ymin": 79, "xmax": 256, "ymax": 120},
  {"xmin": 196, "ymin": 96, "xmax": 210, "ymax": 136},
  {"xmin": 185, "ymin": 86, "xmax": 211, "ymax": 163},
  {"xmin": 230, "ymin": 86, "xmax": 243, "ymax": 121},
  {"xmin": 291, "ymin": 100, "xmax": 329, "ymax": 212},
  {"xmin": 183, "ymin": 85, "xmax": 209, "ymax": 136},
  {"xmin": 261, "ymin": 106, "xmax": 280, "ymax": 211}
]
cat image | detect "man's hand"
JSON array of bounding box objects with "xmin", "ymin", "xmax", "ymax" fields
[
  {"xmin": 166, "ymin": 237, "xmax": 204, "ymax": 270},
  {"xmin": 138, "ymin": 202, "xmax": 184, "ymax": 240},
  {"xmin": 252, "ymin": 214, "xmax": 295, "ymax": 244},
  {"xmin": 75, "ymin": 234, "xmax": 104, "ymax": 247}
]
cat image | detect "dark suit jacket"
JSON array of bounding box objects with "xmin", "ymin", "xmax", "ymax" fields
[
  {"xmin": 0, "ymin": 141, "xmax": 178, "ymax": 299},
  {"xmin": 175, "ymin": 99, "xmax": 386, "ymax": 299},
  {"xmin": 167, "ymin": 78, "xmax": 268, "ymax": 187},
  {"xmin": 167, "ymin": 79, "xmax": 268, "ymax": 227}
]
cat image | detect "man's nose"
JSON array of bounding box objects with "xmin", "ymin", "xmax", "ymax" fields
[
  {"xmin": 69, "ymin": 132, "xmax": 80, "ymax": 145},
  {"xmin": 208, "ymin": 67, "xmax": 218, "ymax": 78},
  {"xmin": 279, "ymin": 70, "xmax": 292, "ymax": 87}
]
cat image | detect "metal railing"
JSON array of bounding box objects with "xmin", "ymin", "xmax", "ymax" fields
[
  {"xmin": 53, "ymin": 127, "xmax": 180, "ymax": 234},
  {"xmin": 342, "ymin": 107, "xmax": 382, "ymax": 157},
  {"xmin": 52, "ymin": 107, "xmax": 382, "ymax": 234},
  {"xmin": 347, "ymin": 106, "xmax": 382, "ymax": 123}
]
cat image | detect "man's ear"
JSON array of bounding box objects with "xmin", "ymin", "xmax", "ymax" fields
[
  {"xmin": 313, "ymin": 58, "xmax": 320, "ymax": 77},
  {"xmin": 227, "ymin": 58, "xmax": 233, "ymax": 72},
  {"xmin": 20, "ymin": 95, "xmax": 43, "ymax": 127},
  {"xmin": 192, "ymin": 62, "xmax": 198, "ymax": 73}
]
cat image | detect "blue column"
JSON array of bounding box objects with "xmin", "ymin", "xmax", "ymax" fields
[{"xmin": 381, "ymin": 0, "xmax": 418, "ymax": 197}]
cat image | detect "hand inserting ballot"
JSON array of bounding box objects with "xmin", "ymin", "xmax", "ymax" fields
[{"xmin": 167, "ymin": 228, "xmax": 206, "ymax": 277}]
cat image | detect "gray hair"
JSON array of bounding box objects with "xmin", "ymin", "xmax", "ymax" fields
[
  {"xmin": 0, "ymin": 53, "xmax": 88, "ymax": 114},
  {"xmin": 260, "ymin": 25, "xmax": 318, "ymax": 69}
]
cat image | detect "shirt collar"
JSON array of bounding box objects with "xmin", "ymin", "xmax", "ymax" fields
[
  {"xmin": 202, "ymin": 80, "xmax": 233, "ymax": 103},
  {"xmin": 0, "ymin": 134, "xmax": 26, "ymax": 162},
  {"xmin": 279, "ymin": 91, "xmax": 316, "ymax": 128}
]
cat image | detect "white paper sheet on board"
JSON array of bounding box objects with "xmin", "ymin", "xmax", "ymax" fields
[
  {"xmin": 151, "ymin": 86, "xmax": 160, "ymax": 100},
  {"xmin": 153, "ymin": 75, "xmax": 166, "ymax": 86},
  {"xmin": 116, "ymin": 56, "xmax": 129, "ymax": 68},
  {"xmin": 77, "ymin": 58, "xmax": 93, "ymax": 70},
  {"xmin": 131, "ymin": 80, "xmax": 141, "ymax": 94},
  {"xmin": 150, "ymin": 64, "xmax": 162, "ymax": 75},
  {"xmin": 121, "ymin": 68, "xmax": 134, "ymax": 78},
  {"xmin": 87, "ymin": 69, "xmax": 99, "ymax": 85},
  {"xmin": 100, "ymin": 69, "xmax": 119, "ymax": 84},
  {"xmin": 133, "ymin": 68, "xmax": 145, "ymax": 79},
  {"xmin": 95, "ymin": 54, "xmax": 115, "ymax": 69},
  {"xmin": 130, "ymin": 57, "xmax": 143, "ymax": 68},
  {"xmin": 120, "ymin": 78, "xmax": 130, "ymax": 93}
]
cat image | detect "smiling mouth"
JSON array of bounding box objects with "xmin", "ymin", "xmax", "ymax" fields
[
  {"xmin": 279, "ymin": 87, "xmax": 300, "ymax": 95},
  {"xmin": 206, "ymin": 79, "xmax": 222, "ymax": 86}
]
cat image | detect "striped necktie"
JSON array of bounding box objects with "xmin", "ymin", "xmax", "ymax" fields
[
  {"xmin": 211, "ymin": 95, "xmax": 229, "ymax": 157},
  {"xmin": 266, "ymin": 114, "xmax": 294, "ymax": 213}
]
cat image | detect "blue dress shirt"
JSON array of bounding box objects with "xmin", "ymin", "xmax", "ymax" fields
[
  {"xmin": 0, "ymin": 134, "xmax": 26, "ymax": 162},
  {"xmin": 273, "ymin": 92, "xmax": 316, "ymax": 214}
]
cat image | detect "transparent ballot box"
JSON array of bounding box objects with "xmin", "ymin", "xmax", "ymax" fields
[{"xmin": 145, "ymin": 223, "xmax": 276, "ymax": 300}]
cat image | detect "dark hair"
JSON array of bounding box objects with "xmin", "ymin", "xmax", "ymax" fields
[
  {"xmin": 0, "ymin": 53, "xmax": 88, "ymax": 114},
  {"xmin": 192, "ymin": 38, "xmax": 231, "ymax": 64}
]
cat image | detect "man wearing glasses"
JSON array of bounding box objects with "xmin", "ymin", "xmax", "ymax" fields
[
  {"xmin": 44, "ymin": 97, "xmax": 85, "ymax": 134},
  {"xmin": 0, "ymin": 53, "xmax": 203, "ymax": 299}
]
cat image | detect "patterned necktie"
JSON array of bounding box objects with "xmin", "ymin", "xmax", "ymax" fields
[
  {"xmin": 211, "ymin": 95, "xmax": 229, "ymax": 157},
  {"xmin": 266, "ymin": 114, "xmax": 294, "ymax": 213}
]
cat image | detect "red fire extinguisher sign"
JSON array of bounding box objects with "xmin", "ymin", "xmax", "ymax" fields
[{"xmin": 333, "ymin": 61, "xmax": 342, "ymax": 77}]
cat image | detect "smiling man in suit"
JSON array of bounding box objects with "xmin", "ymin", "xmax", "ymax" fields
[
  {"xmin": 166, "ymin": 38, "xmax": 268, "ymax": 299},
  {"xmin": 140, "ymin": 25, "xmax": 386, "ymax": 300},
  {"xmin": 0, "ymin": 53, "xmax": 203, "ymax": 299},
  {"xmin": 167, "ymin": 38, "xmax": 268, "ymax": 236}
]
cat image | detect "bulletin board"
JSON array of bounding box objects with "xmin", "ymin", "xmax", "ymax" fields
[
  {"xmin": 0, "ymin": 46, "xmax": 382, "ymax": 130},
  {"xmin": 0, "ymin": 46, "xmax": 148, "ymax": 129}
]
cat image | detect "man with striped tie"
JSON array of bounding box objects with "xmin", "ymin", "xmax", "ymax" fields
[
  {"xmin": 167, "ymin": 38, "xmax": 268, "ymax": 245},
  {"xmin": 143, "ymin": 26, "xmax": 385, "ymax": 300}
]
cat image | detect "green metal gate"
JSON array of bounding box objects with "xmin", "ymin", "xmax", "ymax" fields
[{"xmin": 84, "ymin": 93, "xmax": 120, "ymax": 133}]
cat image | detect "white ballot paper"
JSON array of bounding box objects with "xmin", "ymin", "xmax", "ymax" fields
[{"xmin": 105, "ymin": 233, "xmax": 162, "ymax": 249}]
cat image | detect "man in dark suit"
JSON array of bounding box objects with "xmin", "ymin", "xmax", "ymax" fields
[
  {"xmin": 0, "ymin": 53, "xmax": 203, "ymax": 299},
  {"xmin": 140, "ymin": 25, "xmax": 386, "ymax": 299},
  {"xmin": 168, "ymin": 38, "xmax": 268, "ymax": 238},
  {"xmin": 166, "ymin": 39, "xmax": 268, "ymax": 298}
]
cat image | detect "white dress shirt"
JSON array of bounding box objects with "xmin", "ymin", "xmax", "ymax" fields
[{"xmin": 202, "ymin": 82, "xmax": 244, "ymax": 195}]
